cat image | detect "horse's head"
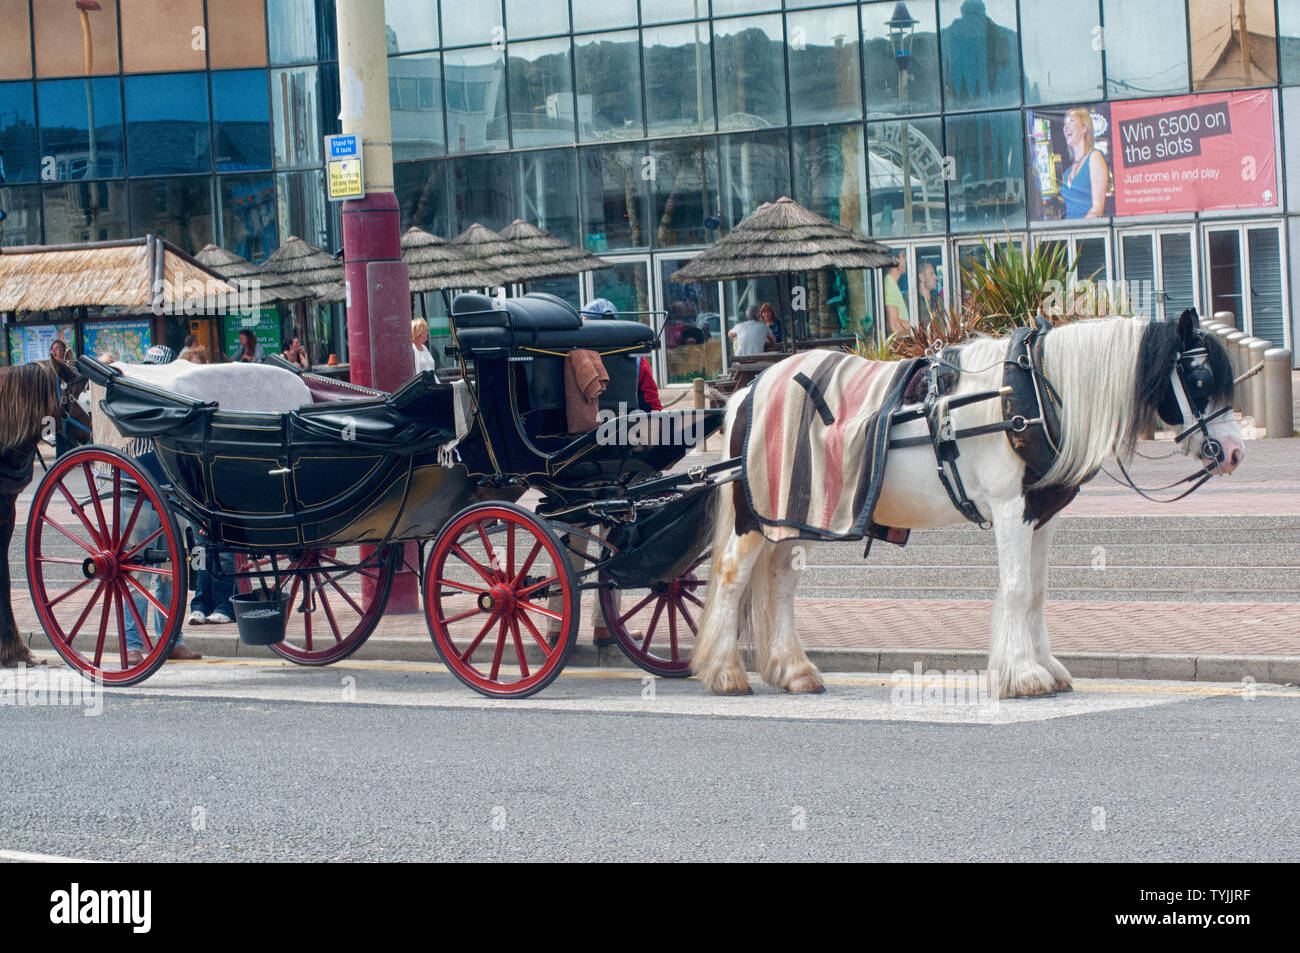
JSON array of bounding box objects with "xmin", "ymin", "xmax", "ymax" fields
[
  {"xmin": 48, "ymin": 358, "xmax": 93, "ymax": 448},
  {"xmin": 1140, "ymin": 309, "xmax": 1243, "ymax": 475}
]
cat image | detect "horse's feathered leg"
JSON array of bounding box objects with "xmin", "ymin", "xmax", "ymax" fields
[
  {"xmin": 691, "ymin": 492, "xmax": 764, "ymax": 695},
  {"xmin": 987, "ymin": 496, "xmax": 1057, "ymax": 698},
  {"xmin": 1029, "ymin": 518, "xmax": 1072, "ymax": 692},
  {"xmin": 0, "ymin": 494, "xmax": 35, "ymax": 668},
  {"xmin": 757, "ymin": 540, "xmax": 823, "ymax": 693}
]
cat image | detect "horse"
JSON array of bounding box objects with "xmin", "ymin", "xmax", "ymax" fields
[
  {"xmin": 690, "ymin": 310, "xmax": 1242, "ymax": 699},
  {"xmin": 0, "ymin": 359, "xmax": 90, "ymax": 667}
]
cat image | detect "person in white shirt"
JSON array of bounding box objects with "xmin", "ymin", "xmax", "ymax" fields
[
  {"xmin": 728, "ymin": 305, "xmax": 775, "ymax": 357},
  {"xmin": 412, "ymin": 318, "xmax": 437, "ymax": 372}
]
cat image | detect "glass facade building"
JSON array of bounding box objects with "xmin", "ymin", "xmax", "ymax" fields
[{"xmin": 2, "ymin": 0, "xmax": 1299, "ymax": 376}]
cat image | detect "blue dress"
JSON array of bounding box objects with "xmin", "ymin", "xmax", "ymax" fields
[{"xmin": 1061, "ymin": 149, "xmax": 1098, "ymax": 219}]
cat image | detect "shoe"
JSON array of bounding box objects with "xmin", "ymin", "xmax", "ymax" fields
[
  {"xmin": 124, "ymin": 650, "xmax": 144, "ymax": 667},
  {"xmin": 206, "ymin": 612, "xmax": 234, "ymax": 624},
  {"xmin": 188, "ymin": 610, "xmax": 207, "ymax": 625},
  {"xmin": 592, "ymin": 627, "xmax": 616, "ymax": 648},
  {"xmin": 168, "ymin": 644, "xmax": 202, "ymax": 661}
]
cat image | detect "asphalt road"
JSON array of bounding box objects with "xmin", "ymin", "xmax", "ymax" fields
[{"xmin": 2, "ymin": 660, "xmax": 1297, "ymax": 862}]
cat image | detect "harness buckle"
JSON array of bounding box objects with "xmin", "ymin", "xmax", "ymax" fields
[
  {"xmin": 1016, "ymin": 353, "xmax": 1033, "ymax": 370},
  {"xmin": 1010, "ymin": 415, "xmax": 1028, "ymax": 433}
]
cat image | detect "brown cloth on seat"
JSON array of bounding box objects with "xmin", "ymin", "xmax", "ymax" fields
[{"xmin": 565, "ymin": 349, "xmax": 609, "ymax": 433}]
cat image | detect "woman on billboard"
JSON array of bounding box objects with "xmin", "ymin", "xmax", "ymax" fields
[{"xmin": 1061, "ymin": 108, "xmax": 1110, "ymax": 218}]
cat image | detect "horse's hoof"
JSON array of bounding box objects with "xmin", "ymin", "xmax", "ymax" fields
[
  {"xmin": 784, "ymin": 674, "xmax": 825, "ymax": 694},
  {"xmin": 710, "ymin": 671, "xmax": 753, "ymax": 695},
  {"xmin": 1052, "ymin": 680, "xmax": 1073, "ymax": 694}
]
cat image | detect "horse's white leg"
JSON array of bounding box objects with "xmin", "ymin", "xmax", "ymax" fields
[
  {"xmin": 757, "ymin": 540, "xmax": 823, "ymax": 693},
  {"xmin": 1029, "ymin": 518, "xmax": 1072, "ymax": 692},
  {"xmin": 691, "ymin": 529, "xmax": 766, "ymax": 695},
  {"xmin": 987, "ymin": 497, "xmax": 1057, "ymax": 698}
]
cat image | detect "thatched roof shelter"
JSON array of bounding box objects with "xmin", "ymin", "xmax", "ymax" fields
[
  {"xmin": 670, "ymin": 197, "xmax": 895, "ymax": 283},
  {"xmin": 499, "ymin": 220, "xmax": 606, "ymax": 280},
  {"xmin": 195, "ymin": 244, "xmax": 310, "ymax": 303},
  {"xmin": 450, "ymin": 223, "xmax": 550, "ymax": 287},
  {"xmin": 400, "ymin": 227, "xmax": 499, "ymax": 291},
  {"xmin": 0, "ymin": 236, "xmax": 240, "ymax": 313},
  {"xmin": 259, "ymin": 236, "xmax": 345, "ymax": 302}
]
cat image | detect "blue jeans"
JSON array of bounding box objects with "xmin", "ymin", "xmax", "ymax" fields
[{"xmin": 191, "ymin": 550, "xmax": 237, "ymax": 617}]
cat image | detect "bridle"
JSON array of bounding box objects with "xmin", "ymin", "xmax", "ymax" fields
[
  {"xmin": 1109, "ymin": 331, "xmax": 1233, "ymax": 503},
  {"xmin": 34, "ymin": 366, "xmax": 91, "ymax": 472}
]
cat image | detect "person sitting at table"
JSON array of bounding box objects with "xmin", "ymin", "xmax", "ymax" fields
[
  {"xmin": 280, "ymin": 335, "xmax": 310, "ymax": 369},
  {"xmin": 231, "ymin": 329, "xmax": 265, "ymax": 363},
  {"xmin": 729, "ymin": 305, "xmax": 776, "ymax": 357},
  {"xmin": 179, "ymin": 333, "xmax": 209, "ymax": 364}
]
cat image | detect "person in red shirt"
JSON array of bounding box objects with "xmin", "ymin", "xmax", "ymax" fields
[{"xmin": 637, "ymin": 355, "xmax": 661, "ymax": 412}]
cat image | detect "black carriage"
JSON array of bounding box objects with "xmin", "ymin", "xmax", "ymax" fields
[{"xmin": 26, "ymin": 293, "xmax": 730, "ymax": 697}]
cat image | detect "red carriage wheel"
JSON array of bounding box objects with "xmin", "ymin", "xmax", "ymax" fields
[
  {"xmin": 25, "ymin": 446, "xmax": 187, "ymax": 686},
  {"xmin": 235, "ymin": 546, "xmax": 397, "ymax": 665},
  {"xmin": 424, "ymin": 503, "xmax": 577, "ymax": 698},
  {"xmin": 598, "ymin": 553, "xmax": 708, "ymax": 678}
]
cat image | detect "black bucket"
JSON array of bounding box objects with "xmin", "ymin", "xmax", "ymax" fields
[{"xmin": 231, "ymin": 589, "xmax": 291, "ymax": 645}]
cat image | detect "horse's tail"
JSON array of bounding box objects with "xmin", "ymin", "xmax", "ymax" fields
[{"xmin": 691, "ymin": 389, "xmax": 749, "ymax": 687}]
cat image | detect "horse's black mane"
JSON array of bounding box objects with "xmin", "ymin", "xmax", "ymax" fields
[{"xmin": 1135, "ymin": 319, "xmax": 1234, "ymax": 420}]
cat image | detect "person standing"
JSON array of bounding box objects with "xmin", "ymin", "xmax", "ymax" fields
[
  {"xmin": 411, "ymin": 319, "xmax": 437, "ymax": 372},
  {"xmin": 884, "ymin": 256, "xmax": 911, "ymax": 336}
]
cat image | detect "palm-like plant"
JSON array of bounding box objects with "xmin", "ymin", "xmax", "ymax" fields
[{"xmin": 959, "ymin": 235, "xmax": 1077, "ymax": 333}]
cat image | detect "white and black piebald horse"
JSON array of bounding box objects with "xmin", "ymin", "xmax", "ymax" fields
[{"xmin": 691, "ymin": 310, "xmax": 1242, "ymax": 698}]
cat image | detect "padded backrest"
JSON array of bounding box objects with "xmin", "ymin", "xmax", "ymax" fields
[
  {"xmin": 451, "ymin": 293, "xmax": 510, "ymax": 329},
  {"xmin": 503, "ymin": 293, "xmax": 583, "ymax": 332}
]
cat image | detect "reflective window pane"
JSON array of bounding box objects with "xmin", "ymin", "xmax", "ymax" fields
[
  {"xmin": 0, "ymin": 0, "xmax": 32, "ymax": 80},
  {"xmin": 217, "ymin": 173, "xmax": 278, "ymax": 263},
  {"xmin": 272, "ymin": 66, "xmax": 323, "ymax": 168},
  {"xmin": 37, "ymin": 77, "xmax": 124, "ymax": 181},
  {"xmin": 863, "ymin": 0, "xmax": 941, "ymax": 118},
  {"xmin": 125, "ymin": 73, "xmax": 211, "ymax": 176},
  {"xmin": 130, "ymin": 177, "xmax": 214, "ymax": 254},
  {"xmin": 720, "ymin": 130, "xmax": 790, "ymax": 230},
  {"xmin": 448, "ymin": 152, "xmax": 515, "ymax": 233},
  {"xmin": 944, "ymin": 110, "xmax": 1026, "ymax": 231},
  {"xmin": 787, "ymin": 5, "xmax": 862, "ymax": 125},
  {"xmin": 790, "ymin": 267, "xmax": 870, "ymax": 342},
  {"xmin": 0, "ymin": 82, "xmax": 36, "ymax": 184},
  {"xmin": 579, "ymin": 142, "xmax": 651, "ymax": 250},
  {"xmin": 868, "ymin": 117, "xmax": 948, "ymax": 236},
  {"xmin": 1020, "ymin": 0, "xmax": 1102, "ymax": 104},
  {"xmin": 390, "ymin": 53, "xmax": 445, "ymax": 159},
  {"xmin": 649, "ymin": 137, "xmax": 718, "ymax": 247},
  {"xmin": 0, "ymin": 186, "xmax": 41, "ymax": 246},
  {"xmin": 1103, "ymin": 0, "xmax": 1188, "ymax": 98},
  {"xmin": 575, "ymin": 32, "xmax": 643, "ymax": 141},
  {"xmin": 713, "ymin": 15, "xmax": 786, "ymax": 131},
  {"xmin": 792, "ymin": 123, "xmax": 868, "ymax": 234},
  {"xmin": 641, "ymin": 2, "xmax": 706, "ymax": 25},
  {"xmin": 395, "ymin": 158, "xmax": 451, "ymax": 235},
  {"xmin": 276, "ymin": 169, "xmax": 329, "ymax": 247},
  {"xmin": 212, "ymin": 70, "xmax": 272, "ymax": 171},
  {"xmin": 570, "ymin": 0, "xmax": 638, "ymax": 33},
  {"xmin": 940, "ymin": 0, "xmax": 1021, "ymax": 109},
  {"xmin": 43, "ymin": 180, "xmax": 130, "ymax": 243},
  {"xmin": 1283, "ymin": 2, "xmax": 1300, "ymax": 85},
  {"xmin": 508, "ymin": 37, "xmax": 575, "ymax": 147},
  {"xmin": 442, "ymin": 0, "xmax": 501, "ymax": 49},
  {"xmin": 210, "ymin": 0, "xmax": 268, "ymax": 68},
  {"xmin": 505, "ymin": 0, "xmax": 567, "ymax": 39},
  {"xmin": 643, "ymin": 22, "xmax": 715, "ymax": 134},
  {"xmin": 33, "ymin": 0, "xmax": 119, "ymax": 77},
  {"xmin": 386, "ymin": 0, "xmax": 439, "ymax": 54},
  {"xmin": 516, "ymin": 148, "xmax": 580, "ymax": 245},
  {"xmin": 120, "ymin": 0, "xmax": 206, "ymax": 73},
  {"xmin": 712, "ymin": 0, "xmax": 778, "ymax": 15},
  {"xmin": 1191, "ymin": 0, "xmax": 1278, "ymax": 91},
  {"xmin": 268, "ymin": 0, "xmax": 318, "ymax": 65},
  {"xmin": 444, "ymin": 47, "xmax": 508, "ymax": 153}
]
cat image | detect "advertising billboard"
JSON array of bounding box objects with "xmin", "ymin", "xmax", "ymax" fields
[
  {"xmin": 84, "ymin": 320, "xmax": 152, "ymax": 364},
  {"xmin": 7, "ymin": 323, "xmax": 76, "ymax": 363},
  {"xmin": 1028, "ymin": 89, "xmax": 1278, "ymax": 221}
]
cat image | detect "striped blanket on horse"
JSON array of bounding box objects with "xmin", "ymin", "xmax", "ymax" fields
[{"xmin": 740, "ymin": 349, "xmax": 920, "ymax": 542}]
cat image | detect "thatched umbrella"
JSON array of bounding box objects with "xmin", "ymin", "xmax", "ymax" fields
[
  {"xmin": 499, "ymin": 219, "xmax": 606, "ymax": 280},
  {"xmin": 259, "ymin": 236, "xmax": 345, "ymax": 303},
  {"xmin": 400, "ymin": 227, "xmax": 498, "ymax": 292},
  {"xmin": 450, "ymin": 223, "xmax": 551, "ymax": 287},
  {"xmin": 670, "ymin": 196, "xmax": 895, "ymax": 344},
  {"xmin": 195, "ymin": 244, "xmax": 310, "ymax": 302}
]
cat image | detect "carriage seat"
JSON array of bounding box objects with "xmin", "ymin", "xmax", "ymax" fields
[
  {"xmin": 291, "ymin": 370, "xmax": 454, "ymax": 452},
  {"xmin": 452, "ymin": 293, "xmax": 655, "ymax": 355}
]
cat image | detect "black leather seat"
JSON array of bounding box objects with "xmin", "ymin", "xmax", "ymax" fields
[{"xmin": 452, "ymin": 292, "xmax": 655, "ymax": 355}]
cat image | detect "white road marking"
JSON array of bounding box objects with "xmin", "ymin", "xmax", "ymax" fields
[{"xmin": 0, "ymin": 848, "xmax": 102, "ymax": 863}]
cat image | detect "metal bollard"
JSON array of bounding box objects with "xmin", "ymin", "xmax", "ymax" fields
[
  {"xmin": 1213, "ymin": 310, "xmax": 1237, "ymax": 330},
  {"xmin": 693, "ymin": 377, "xmax": 707, "ymax": 451},
  {"xmin": 1224, "ymin": 331, "xmax": 1247, "ymax": 412},
  {"xmin": 1263, "ymin": 349, "xmax": 1294, "ymax": 438},
  {"xmin": 1236, "ymin": 336, "xmax": 1256, "ymax": 420},
  {"xmin": 1248, "ymin": 339, "xmax": 1269, "ymax": 430}
]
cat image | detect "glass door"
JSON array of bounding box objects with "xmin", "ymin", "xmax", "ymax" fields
[
  {"xmin": 653, "ymin": 253, "xmax": 724, "ymax": 385},
  {"xmin": 1203, "ymin": 222, "xmax": 1289, "ymax": 347},
  {"xmin": 876, "ymin": 240, "xmax": 949, "ymax": 343},
  {"xmin": 1119, "ymin": 228, "xmax": 1197, "ymax": 321},
  {"xmin": 952, "ymin": 234, "xmax": 1025, "ymax": 312}
]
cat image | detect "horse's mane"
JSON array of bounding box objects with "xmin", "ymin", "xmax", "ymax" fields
[
  {"xmin": 0, "ymin": 360, "xmax": 59, "ymax": 450},
  {"xmin": 1033, "ymin": 316, "xmax": 1231, "ymax": 489}
]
